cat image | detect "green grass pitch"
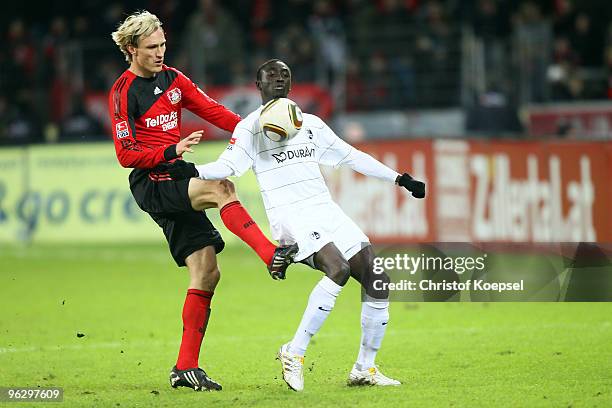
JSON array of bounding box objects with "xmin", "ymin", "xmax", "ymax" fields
[{"xmin": 1, "ymin": 243, "xmax": 611, "ymax": 407}]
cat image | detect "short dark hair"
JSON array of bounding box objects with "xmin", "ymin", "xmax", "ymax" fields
[{"xmin": 256, "ymin": 59, "xmax": 285, "ymax": 81}]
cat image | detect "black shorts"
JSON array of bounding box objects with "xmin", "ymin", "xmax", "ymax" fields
[{"xmin": 129, "ymin": 167, "xmax": 225, "ymax": 267}]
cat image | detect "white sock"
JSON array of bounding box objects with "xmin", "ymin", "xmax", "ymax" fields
[
  {"xmin": 356, "ymin": 300, "xmax": 389, "ymax": 370},
  {"xmin": 288, "ymin": 276, "xmax": 343, "ymax": 356}
]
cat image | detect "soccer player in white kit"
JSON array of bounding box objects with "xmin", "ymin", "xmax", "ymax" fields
[{"xmin": 177, "ymin": 60, "xmax": 426, "ymax": 391}]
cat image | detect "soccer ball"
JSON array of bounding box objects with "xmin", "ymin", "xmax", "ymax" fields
[{"xmin": 259, "ymin": 98, "xmax": 303, "ymax": 142}]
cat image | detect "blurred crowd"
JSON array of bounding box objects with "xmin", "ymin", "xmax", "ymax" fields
[
  {"xmin": 472, "ymin": 0, "xmax": 611, "ymax": 103},
  {"xmin": 1, "ymin": 0, "xmax": 611, "ymax": 144}
]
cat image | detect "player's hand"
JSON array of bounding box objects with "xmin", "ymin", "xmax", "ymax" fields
[
  {"xmin": 396, "ymin": 173, "xmax": 426, "ymax": 198},
  {"xmin": 163, "ymin": 160, "xmax": 199, "ymax": 180},
  {"xmin": 176, "ymin": 130, "xmax": 203, "ymax": 155}
]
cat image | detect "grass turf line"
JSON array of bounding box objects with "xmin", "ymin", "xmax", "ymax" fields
[{"xmin": 0, "ymin": 243, "xmax": 611, "ymax": 407}]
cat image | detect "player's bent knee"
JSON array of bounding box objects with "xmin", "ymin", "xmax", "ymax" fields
[
  {"xmin": 188, "ymin": 179, "xmax": 220, "ymax": 210},
  {"xmin": 190, "ymin": 265, "xmax": 220, "ymax": 289},
  {"xmin": 192, "ymin": 180, "xmax": 237, "ymax": 208},
  {"xmin": 206, "ymin": 266, "xmax": 221, "ymax": 285},
  {"xmin": 200, "ymin": 263, "xmax": 220, "ymax": 279},
  {"xmin": 185, "ymin": 246, "xmax": 221, "ymax": 288},
  {"xmin": 215, "ymin": 180, "xmax": 237, "ymax": 207},
  {"xmin": 364, "ymin": 271, "xmax": 390, "ymax": 300},
  {"xmin": 218, "ymin": 179, "xmax": 235, "ymax": 195},
  {"xmin": 327, "ymin": 261, "xmax": 351, "ymax": 286}
]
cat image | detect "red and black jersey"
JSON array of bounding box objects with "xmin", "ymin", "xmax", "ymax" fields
[{"xmin": 108, "ymin": 65, "xmax": 241, "ymax": 169}]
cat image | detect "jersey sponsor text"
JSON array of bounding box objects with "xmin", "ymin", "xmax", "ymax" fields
[
  {"xmin": 145, "ymin": 111, "xmax": 178, "ymax": 131},
  {"xmin": 272, "ymin": 146, "xmax": 315, "ymax": 164}
]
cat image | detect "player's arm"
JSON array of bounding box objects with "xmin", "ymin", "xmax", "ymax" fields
[
  {"xmin": 317, "ymin": 117, "xmax": 425, "ymax": 198},
  {"xmin": 197, "ymin": 125, "xmax": 255, "ymax": 179},
  {"xmin": 175, "ymin": 69, "xmax": 241, "ymax": 132},
  {"xmin": 338, "ymin": 149, "xmax": 426, "ymax": 198},
  {"xmin": 108, "ymin": 83, "xmax": 198, "ymax": 168},
  {"xmin": 167, "ymin": 125, "xmax": 255, "ymax": 180}
]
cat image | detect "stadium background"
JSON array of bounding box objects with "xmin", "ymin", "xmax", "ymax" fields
[
  {"xmin": 2, "ymin": 0, "xmax": 612, "ymax": 244},
  {"xmin": 1, "ymin": 1, "xmax": 611, "ymax": 407}
]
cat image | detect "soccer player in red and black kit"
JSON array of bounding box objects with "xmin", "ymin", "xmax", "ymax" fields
[{"xmin": 109, "ymin": 11, "xmax": 297, "ymax": 391}]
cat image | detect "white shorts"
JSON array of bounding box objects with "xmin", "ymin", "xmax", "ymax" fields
[{"xmin": 269, "ymin": 201, "xmax": 370, "ymax": 263}]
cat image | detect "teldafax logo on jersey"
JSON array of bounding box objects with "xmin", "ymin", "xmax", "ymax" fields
[{"xmin": 145, "ymin": 111, "xmax": 178, "ymax": 131}]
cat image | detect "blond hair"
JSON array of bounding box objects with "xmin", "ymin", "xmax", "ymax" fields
[{"xmin": 111, "ymin": 10, "xmax": 163, "ymax": 63}]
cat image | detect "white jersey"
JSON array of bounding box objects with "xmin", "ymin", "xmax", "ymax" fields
[
  {"xmin": 218, "ymin": 107, "xmax": 352, "ymax": 214},
  {"xmin": 197, "ymin": 105, "xmax": 400, "ymax": 258}
]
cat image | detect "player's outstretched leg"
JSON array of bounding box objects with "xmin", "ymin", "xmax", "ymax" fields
[
  {"xmin": 219, "ymin": 200, "xmax": 277, "ymax": 265},
  {"xmin": 169, "ymin": 366, "xmax": 222, "ymax": 391},
  {"xmin": 277, "ymin": 343, "xmax": 305, "ymax": 391},
  {"xmin": 188, "ymin": 179, "xmax": 279, "ymax": 267}
]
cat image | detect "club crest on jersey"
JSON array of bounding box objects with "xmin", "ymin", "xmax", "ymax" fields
[
  {"xmin": 167, "ymin": 88, "xmax": 182, "ymax": 104},
  {"xmin": 226, "ymin": 137, "xmax": 237, "ymax": 150},
  {"xmin": 115, "ymin": 121, "xmax": 129, "ymax": 139}
]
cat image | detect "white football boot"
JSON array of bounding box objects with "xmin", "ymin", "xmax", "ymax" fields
[
  {"xmin": 277, "ymin": 343, "xmax": 305, "ymax": 391},
  {"xmin": 347, "ymin": 364, "xmax": 401, "ymax": 386}
]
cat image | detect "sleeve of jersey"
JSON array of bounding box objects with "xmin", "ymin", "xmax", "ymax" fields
[
  {"xmin": 339, "ymin": 149, "xmax": 400, "ymax": 183},
  {"xmin": 195, "ymin": 125, "xmax": 255, "ymax": 179},
  {"xmin": 317, "ymin": 119, "xmax": 399, "ymax": 183},
  {"xmin": 178, "ymin": 72, "xmax": 241, "ymax": 132},
  {"xmin": 109, "ymin": 87, "xmax": 173, "ymax": 169}
]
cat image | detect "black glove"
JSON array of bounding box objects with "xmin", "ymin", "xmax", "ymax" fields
[
  {"xmin": 154, "ymin": 161, "xmax": 199, "ymax": 180},
  {"xmin": 396, "ymin": 173, "xmax": 426, "ymax": 198}
]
